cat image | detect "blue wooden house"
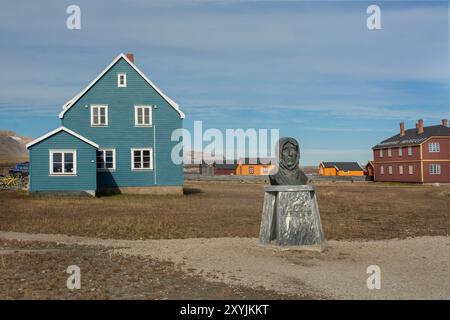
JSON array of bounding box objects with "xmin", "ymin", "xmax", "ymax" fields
[{"xmin": 26, "ymin": 53, "xmax": 185, "ymax": 196}]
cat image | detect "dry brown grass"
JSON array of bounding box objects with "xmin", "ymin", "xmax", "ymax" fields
[{"xmin": 0, "ymin": 181, "xmax": 449, "ymax": 240}]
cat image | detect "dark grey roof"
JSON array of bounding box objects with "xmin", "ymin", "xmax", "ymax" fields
[
  {"xmin": 373, "ymin": 125, "xmax": 449, "ymax": 149},
  {"xmin": 321, "ymin": 162, "xmax": 363, "ymax": 171},
  {"xmin": 215, "ymin": 163, "xmax": 237, "ymax": 170},
  {"xmin": 238, "ymin": 158, "xmax": 273, "ymax": 165}
]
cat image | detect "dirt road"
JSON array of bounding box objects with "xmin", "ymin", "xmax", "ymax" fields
[{"xmin": 0, "ymin": 231, "xmax": 448, "ymax": 299}]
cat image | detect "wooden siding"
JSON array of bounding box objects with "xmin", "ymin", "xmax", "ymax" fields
[
  {"xmin": 61, "ymin": 57, "xmax": 183, "ymax": 188},
  {"xmin": 236, "ymin": 164, "xmax": 273, "ymax": 175},
  {"xmin": 29, "ymin": 130, "xmax": 97, "ymax": 191}
]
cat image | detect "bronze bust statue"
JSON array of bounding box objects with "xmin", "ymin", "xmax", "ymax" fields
[{"xmin": 269, "ymin": 137, "xmax": 308, "ymax": 185}]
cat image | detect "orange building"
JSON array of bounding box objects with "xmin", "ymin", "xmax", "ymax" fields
[
  {"xmin": 319, "ymin": 162, "xmax": 364, "ymax": 176},
  {"xmin": 235, "ymin": 158, "xmax": 273, "ymax": 175}
]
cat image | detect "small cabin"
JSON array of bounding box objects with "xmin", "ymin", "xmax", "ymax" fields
[
  {"xmin": 319, "ymin": 162, "xmax": 364, "ymax": 176},
  {"xmin": 235, "ymin": 158, "xmax": 273, "ymax": 175}
]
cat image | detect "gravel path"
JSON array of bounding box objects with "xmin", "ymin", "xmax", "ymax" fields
[{"xmin": 0, "ymin": 231, "xmax": 448, "ymax": 299}]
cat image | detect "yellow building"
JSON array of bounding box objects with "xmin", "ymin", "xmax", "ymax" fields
[
  {"xmin": 236, "ymin": 158, "xmax": 274, "ymax": 175},
  {"xmin": 319, "ymin": 162, "xmax": 364, "ymax": 176}
]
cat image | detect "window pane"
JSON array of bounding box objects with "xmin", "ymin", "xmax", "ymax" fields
[
  {"xmin": 64, "ymin": 153, "xmax": 73, "ymax": 163},
  {"xmin": 53, "ymin": 152, "xmax": 62, "ymax": 163},
  {"xmin": 144, "ymin": 108, "xmax": 150, "ymax": 124},
  {"xmin": 134, "ymin": 150, "xmax": 141, "ymax": 168},
  {"xmin": 53, "ymin": 163, "xmax": 62, "ymax": 173},
  {"xmin": 64, "ymin": 162, "xmax": 74, "ymax": 173}
]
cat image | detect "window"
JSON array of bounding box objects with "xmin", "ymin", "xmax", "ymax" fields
[
  {"xmin": 262, "ymin": 166, "xmax": 269, "ymax": 175},
  {"xmin": 388, "ymin": 148, "xmax": 392, "ymax": 157},
  {"xmin": 91, "ymin": 105, "xmax": 108, "ymax": 126},
  {"xmin": 118, "ymin": 73, "xmax": 126, "ymax": 87},
  {"xmin": 399, "ymin": 165, "xmax": 403, "ymax": 175},
  {"xmin": 398, "ymin": 147, "xmax": 402, "ymax": 157},
  {"xmin": 97, "ymin": 149, "xmax": 115, "ymax": 170},
  {"xmin": 430, "ymin": 164, "xmax": 441, "ymax": 175},
  {"xmin": 408, "ymin": 146, "xmax": 412, "ymax": 156},
  {"xmin": 131, "ymin": 148, "xmax": 153, "ymax": 170},
  {"xmin": 135, "ymin": 106, "xmax": 152, "ymax": 126},
  {"xmin": 249, "ymin": 166, "xmax": 254, "ymax": 174},
  {"xmin": 388, "ymin": 166, "xmax": 392, "ymax": 175},
  {"xmin": 408, "ymin": 165, "xmax": 413, "ymax": 175},
  {"xmin": 379, "ymin": 149, "xmax": 383, "ymax": 158},
  {"xmin": 428, "ymin": 142, "xmax": 440, "ymax": 153},
  {"xmin": 380, "ymin": 165, "xmax": 384, "ymax": 174},
  {"xmin": 49, "ymin": 150, "xmax": 76, "ymax": 175}
]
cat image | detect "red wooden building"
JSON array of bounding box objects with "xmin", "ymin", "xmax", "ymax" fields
[{"xmin": 372, "ymin": 119, "xmax": 450, "ymax": 183}]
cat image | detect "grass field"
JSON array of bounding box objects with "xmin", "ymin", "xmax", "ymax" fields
[{"xmin": 0, "ymin": 181, "xmax": 449, "ymax": 240}]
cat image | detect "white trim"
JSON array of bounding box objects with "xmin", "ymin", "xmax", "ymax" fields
[
  {"xmin": 134, "ymin": 105, "xmax": 152, "ymax": 126},
  {"xmin": 26, "ymin": 126, "xmax": 99, "ymax": 149},
  {"xmin": 96, "ymin": 148, "xmax": 116, "ymax": 171},
  {"xmin": 117, "ymin": 72, "xmax": 127, "ymax": 88},
  {"xmin": 59, "ymin": 53, "xmax": 185, "ymax": 119},
  {"xmin": 90, "ymin": 104, "xmax": 108, "ymax": 126},
  {"xmin": 131, "ymin": 148, "xmax": 153, "ymax": 170},
  {"xmin": 49, "ymin": 149, "xmax": 77, "ymax": 175}
]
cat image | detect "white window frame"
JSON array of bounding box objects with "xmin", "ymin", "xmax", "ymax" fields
[
  {"xmin": 408, "ymin": 146, "xmax": 412, "ymax": 156},
  {"xmin": 379, "ymin": 149, "xmax": 383, "ymax": 158},
  {"xmin": 388, "ymin": 148, "xmax": 392, "ymax": 157},
  {"xmin": 131, "ymin": 148, "xmax": 153, "ymax": 170},
  {"xmin": 388, "ymin": 166, "xmax": 393, "ymax": 175},
  {"xmin": 408, "ymin": 165, "xmax": 414, "ymax": 175},
  {"xmin": 49, "ymin": 150, "xmax": 77, "ymax": 175},
  {"xmin": 90, "ymin": 105, "xmax": 108, "ymax": 126},
  {"xmin": 399, "ymin": 165, "xmax": 403, "ymax": 175},
  {"xmin": 96, "ymin": 149, "xmax": 116, "ymax": 171},
  {"xmin": 398, "ymin": 147, "xmax": 402, "ymax": 157},
  {"xmin": 118, "ymin": 73, "xmax": 127, "ymax": 87},
  {"xmin": 430, "ymin": 164, "xmax": 441, "ymax": 175},
  {"xmin": 134, "ymin": 105, "xmax": 152, "ymax": 127},
  {"xmin": 428, "ymin": 142, "xmax": 440, "ymax": 153},
  {"xmin": 380, "ymin": 165, "xmax": 384, "ymax": 175}
]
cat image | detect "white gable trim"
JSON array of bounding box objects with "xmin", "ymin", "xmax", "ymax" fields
[
  {"xmin": 26, "ymin": 126, "xmax": 99, "ymax": 149},
  {"xmin": 59, "ymin": 53, "xmax": 184, "ymax": 119}
]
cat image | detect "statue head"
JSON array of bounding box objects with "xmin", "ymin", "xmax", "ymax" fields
[
  {"xmin": 270, "ymin": 137, "xmax": 307, "ymax": 185},
  {"xmin": 277, "ymin": 137, "xmax": 300, "ymax": 171}
]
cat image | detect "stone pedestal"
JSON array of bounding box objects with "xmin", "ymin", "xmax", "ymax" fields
[{"xmin": 259, "ymin": 185, "xmax": 326, "ymax": 250}]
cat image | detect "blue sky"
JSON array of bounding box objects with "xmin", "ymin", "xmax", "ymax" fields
[{"xmin": 0, "ymin": 0, "xmax": 448, "ymax": 165}]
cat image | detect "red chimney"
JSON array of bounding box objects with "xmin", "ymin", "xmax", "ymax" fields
[
  {"xmin": 399, "ymin": 122, "xmax": 405, "ymax": 137},
  {"xmin": 126, "ymin": 53, "xmax": 134, "ymax": 63},
  {"xmin": 442, "ymin": 119, "xmax": 448, "ymax": 127},
  {"xmin": 417, "ymin": 119, "xmax": 424, "ymax": 134}
]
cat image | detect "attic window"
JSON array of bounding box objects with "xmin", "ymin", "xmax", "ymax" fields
[{"xmin": 118, "ymin": 73, "xmax": 126, "ymax": 87}]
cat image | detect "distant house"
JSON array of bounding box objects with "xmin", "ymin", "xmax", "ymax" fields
[
  {"xmin": 26, "ymin": 53, "xmax": 185, "ymax": 195},
  {"xmin": 318, "ymin": 162, "xmax": 364, "ymax": 176},
  {"xmin": 199, "ymin": 160, "xmax": 237, "ymax": 175},
  {"xmin": 215, "ymin": 163, "xmax": 237, "ymax": 175},
  {"xmin": 236, "ymin": 158, "xmax": 273, "ymax": 175},
  {"xmin": 372, "ymin": 119, "xmax": 450, "ymax": 183}
]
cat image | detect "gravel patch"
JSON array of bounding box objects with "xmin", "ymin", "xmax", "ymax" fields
[{"xmin": 0, "ymin": 231, "xmax": 448, "ymax": 299}]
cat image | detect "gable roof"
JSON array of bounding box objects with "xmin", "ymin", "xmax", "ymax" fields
[
  {"xmin": 59, "ymin": 53, "xmax": 184, "ymax": 119},
  {"xmin": 372, "ymin": 125, "xmax": 449, "ymax": 149},
  {"xmin": 26, "ymin": 126, "xmax": 99, "ymax": 149},
  {"xmin": 238, "ymin": 158, "xmax": 273, "ymax": 165},
  {"xmin": 321, "ymin": 162, "xmax": 363, "ymax": 171}
]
